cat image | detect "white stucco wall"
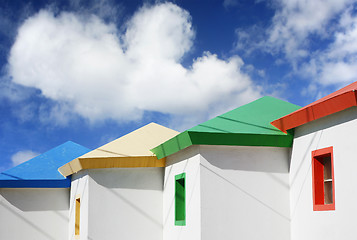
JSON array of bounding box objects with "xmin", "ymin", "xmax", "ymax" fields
[
  {"xmin": 163, "ymin": 146, "xmax": 201, "ymax": 240},
  {"xmin": 200, "ymin": 145, "xmax": 291, "ymax": 240},
  {"xmin": 69, "ymin": 171, "xmax": 90, "ymax": 240},
  {"xmin": 87, "ymin": 168, "xmax": 163, "ymax": 240},
  {"xmin": 290, "ymin": 107, "xmax": 357, "ymax": 240},
  {"xmin": 0, "ymin": 188, "xmax": 69, "ymax": 240}
]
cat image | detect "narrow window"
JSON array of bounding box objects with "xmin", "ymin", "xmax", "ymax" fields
[
  {"xmin": 75, "ymin": 197, "xmax": 81, "ymax": 237},
  {"xmin": 175, "ymin": 173, "xmax": 186, "ymax": 226},
  {"xmin": 312, "ymin": 147, "xmax": 335, "ymax": 211}
]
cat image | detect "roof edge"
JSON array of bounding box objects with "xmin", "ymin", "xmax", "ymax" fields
[
  {"xmin": 150, "ymin": 131, "xmax": 192, "ymax": 159},
  {"xmin": 151, "ymin": 131, "xmax": 294, "ymax": 159},
  {"xmin": 271, "ymin": 90, "xmax": 357, "ymax": 132},
  {"xmin": 0, "ymin": 178, "xmax": 71, "ymax": 188},
  {"xmin": 59, "ymin": 156, "xmax": 165, "ymax": 177}
]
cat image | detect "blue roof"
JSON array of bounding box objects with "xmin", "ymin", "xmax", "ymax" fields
[{"xmin": 0, "ymin": 141, "xmax": 91, "ymax": 188}]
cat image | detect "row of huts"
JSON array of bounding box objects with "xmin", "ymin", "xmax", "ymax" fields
[{"xmin": 1, "ymin": 81, "xmax": 357, "ymax": 240}]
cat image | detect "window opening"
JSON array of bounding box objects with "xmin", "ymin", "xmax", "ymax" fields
[
  {"xmin": 75, "ymin": 197, "xmax": 81, "ymax": 237},
  {"xmin": 175, "ymin": 173, "xmax": 186, "ymax": 226},
  {"xmin": 312, "ymin": 147, "xmax": 335, "ymax": 211}
]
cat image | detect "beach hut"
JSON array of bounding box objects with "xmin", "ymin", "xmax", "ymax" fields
[
  {"xmin": 59, "ymin": 123, "xmax": 179, "ymax": 240},
  {"xmin": 0, "ymin": 141, "xmax": 90, "ymax": 240}
]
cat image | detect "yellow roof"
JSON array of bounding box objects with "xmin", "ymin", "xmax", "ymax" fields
[{"xmin": 59, "ymin": 123, "xmax": 179, "ymax": 176}]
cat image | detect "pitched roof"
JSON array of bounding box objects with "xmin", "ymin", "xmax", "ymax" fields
[
  {"xmin": 151, "ymin": 96, "xmax": 301, "ymax": 159},
  {"xmin": 0, "ymin": 141, "xmax": 91, "ymax": 188},
  {"xmin": 271, "ymin": 81, "xmax": 357, "ymax": 132},
  {"xmin": 59, "ymin": 123, "xmax": 179, "ymax": 176}
]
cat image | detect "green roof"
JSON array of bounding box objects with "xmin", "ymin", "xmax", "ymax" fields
[{"xmin": 151, "ymin": 96, "xmax": 301, "ymax": 159}]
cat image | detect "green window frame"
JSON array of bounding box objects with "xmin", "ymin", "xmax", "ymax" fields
[{"xmin": 175, "ymin": 173, "xmax": 186, "ymax": 226}]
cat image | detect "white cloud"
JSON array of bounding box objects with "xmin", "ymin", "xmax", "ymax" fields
[
  {"xmin": 223, "ymin": 0, "xmax": 239, "ymax": 9},
  {"xmin": 265, "ymin": 0, "xmax": 353, "ymax": 60},
  {"xmin": 301, "ymin": 7, "xmax": 357, "ymax": 87},
  {"xmin": 235, "ymin": 25, "xmax": 266, "ymax": 56},
  {"xmin": 8, "ymin": 3, "xmax": 261, "ymax": 128},
  {"xmin": 235, "ymin": 0, "xmax": 354, "ymax": 64},
  {"xmin": 233, "ymin": 0, "xmax": 357, "ymax": 97},
  {"xmin": 68, "ymin": 0, "xmax": 124, "ymax": 23},
  {"xmin": 11, "ymin": 150, "xmax": 39, "ymax": 166},
  {"xmin": 0, "ymin": 76, "xmax": 32, "ymax": 102}
]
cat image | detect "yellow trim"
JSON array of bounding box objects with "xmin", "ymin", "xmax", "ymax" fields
[
  {"xmin": 75, "ymin": 197, "xmax": 80, "ymax": 238},
  {"xmin": 59, "ymin": 158, "xmax": 82, "ymax": 177},
  {"xmin": 58, "ymin": 123, "xmax": 177, "ymax": 177},
  {"xmin": 80, "ymin": 156, "xmax": 166, "ymax": 169},
  {"xmin": 59, "ymin": 156, "xmax": 166, "ymax": 177}
]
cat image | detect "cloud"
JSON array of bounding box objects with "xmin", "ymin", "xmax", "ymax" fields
[
  {"xmin": 301, "ymin": 7, "xmax": 357, "ymax": 87},
  {"xmin": 7, "ymin": 3, "xmax": 261, "ymax": 128},
  {"xmin": 233, "ymin": 0, "xmax": 357, "ymax": 99},
  {"xmin": 235, "ymin": 25, "xmax": 266, "ymax": 56},
  {"xmin": 265, "ymin": 0, "xmax": 353, "ymax": 60},
  {"xmin": 67, "ymin": 0, "xmax": 124, "ymax": 23},
  {"xmin": 223, "ymin": 0, "xmax": 239, "ymax": 9},
  {"xmin": 235, "ymin": 0, "xmax": 354, "ymax": 62},
  {"xmin": 11, "ymin": 150, "xmax": 39, "ymax": 166}
]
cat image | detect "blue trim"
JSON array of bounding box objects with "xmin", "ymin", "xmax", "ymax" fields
[
  {"xmin": 0, "ymin": 141, "xmax": 90, "ymax": 188},
  {"xmin": 0, "ymin": 178, "xmax": 71, "ymax": 188}
]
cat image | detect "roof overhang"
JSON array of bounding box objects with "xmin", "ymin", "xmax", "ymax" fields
[
  {"xmin": 271, "ymin": 83, "xmax": 357, "ymax": 132},
  {"xmin": 0, "ymin": 141, "xmax": 91, "ymax": 188},
  {"xmin": 59, "ymin": 156, "xmax": 166, "ymax": 177},
  {"xmin": 0, "ymin": 178, "xmax": 71, "ymax": 188},
  {"xmin": 151, "ymin": 131, "xmax": 294, "ymax": 159},
  {"xmin": 152, "ymin": 97, "xmax": 301, "ymax": 159},
  {"xmin": 58, "ymin": 123, "xmax": 179, "ymax": 177}
]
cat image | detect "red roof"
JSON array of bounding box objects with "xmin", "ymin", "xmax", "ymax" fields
[{"xmin": 271, "ymin": 81, "xmax": 357, "ymax": 132}]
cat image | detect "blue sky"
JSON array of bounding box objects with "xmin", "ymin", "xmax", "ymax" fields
[{"xmin": 1, "ymin": 0, "xmax": 357, "ymax": 171}]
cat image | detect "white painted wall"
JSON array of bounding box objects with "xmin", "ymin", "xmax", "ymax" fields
[
  {"xmin": 69, "ymin": 171, "xmax": 90, "ymax": 240},
  {"xmin": 87, "ymin": 168, "xmax": 163, "ymax": 240},
  {"xmin": 200, "ymin": 145, "xmax": 291, "ymax": 240},
  {"xmin": 290, "ymin": 106, "xmax": 357, "ymax": 240},
  {"xmin": 0, "ymin": 188, "xmax": 69, "ymax": 240},
  {"xmin": 163, "ymin": 146, "xmax": 201, "ymax": 240}
]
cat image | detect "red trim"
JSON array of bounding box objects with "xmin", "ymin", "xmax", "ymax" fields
[
  {"xmin": 271, "ymin": 81, "xmax": 357, "ymax": 132},
  {"xmin": 311, "ymin": 146, "xmax": 335, "ymax": 211}
]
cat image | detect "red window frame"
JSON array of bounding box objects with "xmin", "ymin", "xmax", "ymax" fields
[{"xmin": 312, "ymin": 146, "xmax": 335, "ymax": 211}]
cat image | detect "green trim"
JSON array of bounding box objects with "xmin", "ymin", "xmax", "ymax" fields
[
  {"xmin": 175, "ymin": 220, "xmax": 186, "ymax": 226},
  {"xmin": 151, "ymin": 97, "xmax": 301, "ymax": 159},
  {"xmin": 188, "ymin": 132, "xmax": 293, "ymax": 147},
  {"xmin": 152, "ymin": 131, "xmax": 294, "ymax": 159},
  {"xmin": 152, "ymin": 131, "xmax": 192, "ymax": 160},
  {"xmin": 175, "ymin": 173, "xmax": 186, "ymax": 226},
  {"xmin": 175, "ymin": 172, "xmax": 186, "ymax": 180}
]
